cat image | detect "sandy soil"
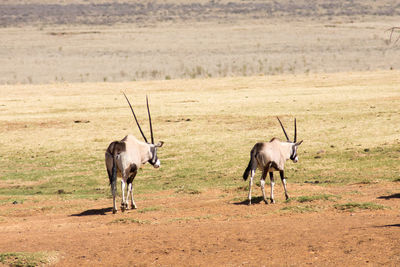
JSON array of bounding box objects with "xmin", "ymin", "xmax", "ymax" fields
[{"xmin": 1, "ymin": 182, "xmax": 399, "ymax": 266}]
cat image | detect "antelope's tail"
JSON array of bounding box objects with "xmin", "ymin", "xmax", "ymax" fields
[
  {"xmin": 111, "ymin": 155, "xmax": 117, "ymax": 185},
  {"xmin": 106, "ymin": 141, "xmax": 118, "ymax": 186},
  {"xmin": 243, "ymin": 156, "xmax": 253, "ymax": 181}
]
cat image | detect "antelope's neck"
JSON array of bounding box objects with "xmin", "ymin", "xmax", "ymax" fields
[{"xmin": 280, "ymin": 142, "xmax": 293, "ymax": 161}]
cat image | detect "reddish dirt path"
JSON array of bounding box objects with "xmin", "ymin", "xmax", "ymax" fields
[{"xmin": 0, "ymin": 182, "xmax": 399, "ymax": 266}]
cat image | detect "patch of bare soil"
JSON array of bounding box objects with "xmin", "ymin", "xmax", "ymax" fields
[{"xmin": 0, "ymin": 182, "xmax": 399, "ymax": 266}]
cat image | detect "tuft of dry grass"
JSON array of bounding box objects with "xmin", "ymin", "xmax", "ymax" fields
[
  {"xmin": 0, "ymin": 251, "xmax": 59, "ymax": 266},
  {"xmin": 334, "ymin": 202, "xmax": 386, "ymax": 212}
]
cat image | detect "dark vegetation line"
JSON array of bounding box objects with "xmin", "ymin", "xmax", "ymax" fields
[{"xmin": 0, "ymin": 1, "xmax": 399, "ymax": 27}]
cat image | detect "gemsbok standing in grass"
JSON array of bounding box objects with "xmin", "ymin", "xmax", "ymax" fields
[
  {"xmin": 243, "ymin": 117, "xmax": 303, "ymax": 205},
  {"xmin": 105, "ymin": 93, "xmax": 164, "ymax": 214}
]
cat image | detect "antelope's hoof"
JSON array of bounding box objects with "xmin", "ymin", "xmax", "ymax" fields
[
  {"xmin": 130, "ymin": 205, "xmax": 137, "ymax": 210},
  {"xmin": 270, "ymin": 199, "xmax": 275, "ymax": 204},
  {"xmin": 264, "ymin": 200, "xmax": 269, "ymax": 204},
  {"xmin": 112, "ymin": 209, "xmax": 117, "ymax": 214},
  {"xmin": 285, "ymin": 195, "xmax": 290, "ymax": 200},
  {"xmin": 248, "ymin": 201, "xmax": 252, "ymax": 206}
]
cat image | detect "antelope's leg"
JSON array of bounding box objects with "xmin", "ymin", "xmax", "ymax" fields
[
  {"xmin": 270, "ymin": 171, "xmax": 275, "ymax": 204},
  {"xmin": 129, "ymin": 185, "xmax": 137, "ymax": 209},
  {"xmin": 127, "ymin": 183, "xmax": 136, "ymax": 209},
  {"xmin": 120, "ymin": 179, "xmax": 127, "ymax": 212},
  {"xmin": 260, "ymin": 167, "xmax": 269, "ymax": 204},
  {"xmin": 280, "ymin": 170, "xmax": 289, "ymax": 200},
  {"xmin": 248, "ymin": 170, "xmax": 255, "ymax": 205},
  {"xmin": 127, "ymin": 172, "xmax": 137, "ymax": 209},
  {"xmin": 105, "ymin": 152, "xmax": 117, "ymax": 214}
]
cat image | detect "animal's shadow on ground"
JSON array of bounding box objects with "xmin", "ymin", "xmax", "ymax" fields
[
  {"xmin": 374, "ymin": 224, "xmax": 400, "ymax": 228},
  {"xmin": 71, "ymin": 207, "xmax": 113, "ymax": 216},
  {"xmin": 234, "ymin": 196, "xmax": 267, "ymax": 205},
  {"xmin": 377, "ymin": 193, "xmax": 400, "ymax": 200},
  {"xmin": 374, "ymin": 193, "xmax": 400, "ymax": 228}
]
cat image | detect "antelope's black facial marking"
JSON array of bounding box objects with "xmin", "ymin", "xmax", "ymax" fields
[
  {"xmin": 148, "ymin": 146, "xmax": 157, "ymax": 165},
  {"xmin": 290, "ymin": 144, "xmax": 298, "ymax": 162},
  {"xmin": 290, "ymin": 146, "xmax": 296, "ymax": 160},
  {"xmin": 147, "ymin": 145, "xmax": 161, "ymax": 168}
]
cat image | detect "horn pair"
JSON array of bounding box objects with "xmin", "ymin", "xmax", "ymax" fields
[
  {"xmin": 277, "ymin": 117, "xmax": 297, "ymax": 143},
  {"xmin": 123, "ymin": 92, "xmax": 154, "ymax": 144}
]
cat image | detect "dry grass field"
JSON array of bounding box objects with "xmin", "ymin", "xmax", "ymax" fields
[
  {"xmin": 0, "ymin": 0, "xmax": 400, "ymax": 266},
  {"xmin": 0, "ymin": 71, "xmax": 399, "ymax": 266},
  {"xmin": 1, "ymin": 0, "xmax": 400, "ymax": 84}
]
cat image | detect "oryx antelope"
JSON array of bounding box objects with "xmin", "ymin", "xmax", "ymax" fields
[
  {"xmin": 105, "ymin": 93, "xmax": 164, "ymax": 214},
  {"xmin": 243, "ymin": 117, "xmax": 303, "ymax": 205}
]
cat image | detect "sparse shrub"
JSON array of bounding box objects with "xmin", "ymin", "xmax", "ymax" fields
[
  {"xmin": 138, "ymin": 206, "xmax": 161, "ymax": 213},
  {"xmin": 0, "ymin": 252, "xmax": 58, "ymax": 266},
  {"xmin": 241, "ymin": 64, "xmax": 247, "ymax": 76},
  {"xmin": 296, "ymin": 194, "xmax": 339, "ymax": 203},
  {"xmin": 334, "ymin": 202, "xmax": 385, "ymax": 212},
  {"xmin": 151, "ymin": 70, "xmax": 158, "ymax": 78},
  {"xmin": 110, "ymin": 218, "xmax": 150, "ymax": 224},
  {"xmin": 280, "ymin": 205, "xmax": 316, "ymax": 213},
  {"xmin": 195, "ymin": 66, "xmax": 203, "ymax": 76}
]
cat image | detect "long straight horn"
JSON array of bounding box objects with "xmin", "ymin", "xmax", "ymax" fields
[
  {"xmin": 294, "ymin": 118, "xmax": 297, "ymax": 143},
  {"xmin": 277, "ymin": 117, "xmax": 290, "ymax": 142},
  {"xmin": 123, "ymin": 92, "xmax": 148, "ymax": 143},
  {"xmin": 146, "ymin": 95, "xmax": 154, "ymax": 144}
]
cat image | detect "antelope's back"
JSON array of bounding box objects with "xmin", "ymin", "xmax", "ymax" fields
[
  {"xmin": 122, "ymin": 135, "xmax": 147, "ymax": 164},
  {"xmin": 256, "ymin": 139, "xmax": 284, "ymax": 170}
]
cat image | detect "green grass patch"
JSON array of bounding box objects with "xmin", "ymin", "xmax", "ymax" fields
[
  {"xmin": 280, "ymin": 205, "xmax": 317, "ymax": 213},
  {"xmin": 295, "ymin": 194, "xmax": 340, "ymax": 203},
  {"xmin": 0, "ymin": 251, "xmax": 58, "ymax": 267},
  {"xmin": 137, "ymin": 206, "xmax": 162, "ymax": 213},
  {"xmin": 334, "ymin": 202, "xmax": 386, "ymax": 212},
  {"xmin": 0, "ymin": 150, "xmax": 109, "ymax": 200},
  {"xmin": 295, "ymin": 144, "xmax": 400, "ymax": 185}
]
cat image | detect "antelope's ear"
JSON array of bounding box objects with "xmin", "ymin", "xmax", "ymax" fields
[
  {"xmin": 296, "ymin": 140, "xmax": 303, "ymax": 146},
  {"xmin": 156, "ymin": 141, "xmax": 164, "ymax": 147}
]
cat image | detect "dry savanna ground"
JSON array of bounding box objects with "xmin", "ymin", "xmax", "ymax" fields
[
  {"xmin": 1, "ymin": 0, "xmax": 400, "ymax": 84},
  {"xmin": 0, "ymin": 71, "xmax": 399, "ymax": 266},
  {"xmin": 1, "ymin": 0, "xmax": 400, "ymax": 266}
]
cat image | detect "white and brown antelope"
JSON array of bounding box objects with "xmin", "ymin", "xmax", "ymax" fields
[
  {"xmin": 105, "ymin": 93, "xmax": 164, "ymax": 214},
  {"xmin": 243, "ymin": 117, "xmax": 303, "ymax": 205}
]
